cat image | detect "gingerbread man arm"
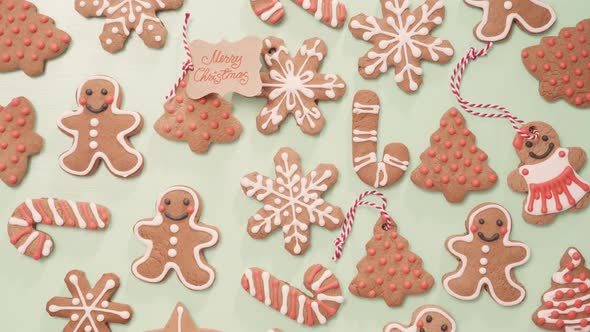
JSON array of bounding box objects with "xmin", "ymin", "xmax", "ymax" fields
[
  {"xmin": 507, "ymin": 169, "xmax": 528, "ymax": 192},
  {"xmin": 57, "ymin": 112, "xmax": 84, "ymax": 132},
  {"xmin": 447, "ymin": 236, "xmax": 470, "ymax": 256},
  {"xmin": 507, "ymin": 243, "xmax": 529, "ymax": 263},
  {"xmin": 568, "ymin": 147, "xmax": 587, "ymax": 171},
  {"xmin": 112, "ymin": 113, "xmax": 142, "ymax": 133},
  {"xmin": 135, "ymin": 220, "xmax": 162, "ymax": 240}
]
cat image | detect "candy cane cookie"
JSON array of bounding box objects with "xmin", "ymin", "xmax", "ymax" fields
[
  {"xmin": 241, "ymin": 264, "xmax": 343, "ymax": 326},
  {"xmin": 250, "ymin": 0, "xmax": 285, "ymax": 25},
  {"xmin": 7, "ymin": 198, "xmax": 110, "ymax": 260},
  {"xmin": 352, "ymin": 90, "xmax": 409, "ymax": 188}
]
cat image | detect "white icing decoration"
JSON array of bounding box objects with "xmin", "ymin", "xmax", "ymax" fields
[
  {"xmin": 443, "ymin": 203, "xmax": 530, "ymax": 306},
  {"xmin": 384, "ymin": 307, "xmax": 456, "ymax": 332},
  {"xmin": 349, "ymin": 0, "xmax": 454, "ymax": 91},
  {"xmin": 111, "ymin": 27, "xmax": 119, "ymax": 34},
  {"xmin": 131, "ymin": 186, "xmax": 219, "ymax": 290},
  {"xmin": 170, "ymin": 224, "xmax": 179, "ymax": 233},
  {"xmin": 105, "ymin": 38, "xmax": 112, "ymax": 45},
  {"xmin": 147, "ymin": 24, "xmax": 154, "ymax": 31},
  {"xmin": 67, "ymin": 200, "xmax": 87, "ymax": 229},
  {"xmin": 57, "ymin": 76, "xmax": 143, "ymax": 178},
  {"xmin": 89, "ymin": 141, "xmax": 98, "ymax": 149},
  {"xmin": 167, "ymin": 248, "xmax": 177, "ymax": 257},
  {"xmin": 257, "ymin": 0, "xmax": 283, "ymax": 22},
  {"xmin": 519, "ymin": 148, "xmax": 590, "ymax": 216},
  {"xmin": 240, "ymin": 149, "xmax": 341, "ymax": 255},
  {"xmin": 90, "ymin": 118, "xmax": 99, "ymax": 127},
  {"xmin": 79, "ymin": 1, "xmax": 86, "ymax": 8},
  {"xmin": 169, "ymin": 236, "xmax": 177, "ymax": 245},
  {"xmin": 25, "ymin": 198, "xmax": 42, "ymax": 223},
  {"xmin": 503, "ymin": 1, "xmax": 513, "ymax": 10},
  {"xmin": 466, "ymin": 0, "xmax": 556, "ymax": 42},
  {"xmin": 154, "ymin": 35, "xmax": 161, "ymax": 42},
  {"xmin": 17, "ymin": 231, "xmax": 38, "ymax": 254},
  {"xmin": 259, "ymin": 38, "xmax": 344, "ymax": 132}
]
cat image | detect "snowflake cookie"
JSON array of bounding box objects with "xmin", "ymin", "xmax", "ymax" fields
[
  {"xmin": 257, "ymin": 37, "xmax": 346, "ymax": 135},
  {"xmin": 240, "ymin": 147, "xmax": 344, "ymax": 255},
  {"xmin": 46, "ymin": 270, "xmax": 133, "ymax": 332},
  {"xmin": 349, "ymin": 0, "xmax": 454, "ymax": 93},
  {"xmin": 75, "ymin": 0, "xmax": 184, "ymax": 53}
]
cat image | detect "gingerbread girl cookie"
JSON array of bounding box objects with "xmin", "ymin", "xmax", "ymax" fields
[
  {"xmin": 509, "ymin": 122, "xmax": 590, "ymax": 225},
  {"xmin": 465, "ymin": 0, "xmax": 556, "ymax": 42},
  {"xmin": 443, "ymin": 203, "xmax": 530, "ymax": 306},
  {"xmin": 383, "ymin": 305, "xmax": 456, "ymax": 332},
  {"xmin": 132, "ymin": 186, "xmax": 219, "ymax": 291},
  {"xmin": 57, "ymin": 76, "xmax": 144, "ymax": 178},
  {"xmin": 75, "ymin": 0, "xmax": 184, "ymax": 53}
]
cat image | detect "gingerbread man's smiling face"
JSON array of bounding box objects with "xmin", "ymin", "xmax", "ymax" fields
[
  {"xmin": 415, "ymin": 310, "xmax": 453, "ymax": 332},
  {"xmin": 469, "ymin": 204, "xmax": 510, "ymax": 243},
  {"xmin": 157, "ymin": 188, "xmax": 198, "ymax": 222},
  {"xmin": 513, "ymin": 121, "xmax": 561, "ymax": 165},
  {"xmin": 77, "ymin": 78, "xmax": 119, "ymax": 115}
]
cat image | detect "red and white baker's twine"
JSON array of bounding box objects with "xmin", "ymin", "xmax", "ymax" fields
[
  {"xmin": 165, "ymin": 13, "xmax": 194, "ymax": 101},
  {"xmin": 450, "ymin": 42, "xmax": 537, "ymax": 139},
  {"xmin": 332, "ymin": 191, "xmax": 393, "ymax": 261}
]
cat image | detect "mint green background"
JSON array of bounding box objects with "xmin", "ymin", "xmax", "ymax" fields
[{"xmin": 1, "ymin": 0, "xmax": 590, "ymax": 331}]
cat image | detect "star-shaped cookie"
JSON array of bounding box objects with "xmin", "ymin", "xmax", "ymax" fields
[{"xmin": 148, "ymin": 303, "xmax": 220, "ymax": 332}]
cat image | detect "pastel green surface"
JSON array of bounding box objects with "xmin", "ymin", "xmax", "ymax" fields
[{"xmin": 1, "ymin": 0, "xmax": 590, "ymax": 331}]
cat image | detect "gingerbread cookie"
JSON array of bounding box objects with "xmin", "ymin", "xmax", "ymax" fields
[
  {"xmin": 8, "ymin": 198, "xmax": 109, "ymax": 260},
  {"xmin": 75, "ymin": 0, "xmax": 183, "ymax": 53},
  {"xmin": 465, "ymin": 0, "xmax": 556, "ymax": 42},
  {"xmin": 241, "ymin": 147, "xmax": 344, "ymax": 255},
  {"xmin": 132, "ymin": 186, "xmax": 219, "ymax": 291},
  {"xmin": 411, "ymin": 108, "xmax": 498, "ymax": 203},
  {"xmin": 250, "ymin": 0, "xmax": 285, "ymax": 25},
  {"xmin": 241, "ymin": 264, "xmax": 343, "ymax": 326},
  {"xmin": 533, "ymin": 248, "xmax": 590, "ymax": 331},
  {"xmin": 509, "ymin": 122, "xmax": 590, "ymax": 225},
  {"xmin": 148, "ymin": 303, "xmax": 220, "ymax": 332},
  {"xmin": 250, "ymin": 0, "xmax": 346, "ymax": 28},
  {"xmin": 58, "ymin": 76, "xmax": 144, "ymax": 178},
  {"xmin": 383, "ymin": 305, "xmax": 456, "ymax": 332},
  {"xmin": 46, "ymin": 270, "xmax": 133, "ymax": 332},
  {"xmin": 0, "ymin": 97, "xmax": 42, "ymax": 187},
  {"xmin": 349, "ymin": 0, "xmax": 454, "ymax": 93},
  {"xmin": 155, "ymin": 77, "xmax": 243, "ymax": 153},
  {"xmin": 257, "ymin": 37, "xmax": 346, "ymax": 135},
  {"xmin": 352, "ymin": 90, "xmax": 409, "ymax": 188},
  {"xmin": 0, "ymin": 0, "xmax": 71, "ymax": 76},
  {"xmin": 522, "ymin": 19, "xmax": 590, "ymax": 108},
  {"xmin": 349, "ymin": 218, "xmax": 434, "ymax": 307},
  {"xmin": 443, "ymin": 203, "xmax": 530, "ymax": 306}
]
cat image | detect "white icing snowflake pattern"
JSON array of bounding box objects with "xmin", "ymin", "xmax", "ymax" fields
[
  {"xmin": 46, "ymin": 270, "xmax": 133, "ymax": 332},
  {"xmin": 349, "ymin": 0, "xmax": 454, "ymax": 93},
  {"xmin": 241, "ymin": 147, "xmax": 344, "ymax": 255},
  {"xmin": 76, "ymin": 0, "xmax": 182, "ymax": 52},
  {"xmin": 257, "ymin": 37, "xmax": 346, "ymax": 135}
]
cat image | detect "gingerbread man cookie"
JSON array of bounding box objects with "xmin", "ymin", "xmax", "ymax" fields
[
  {"xmin": 465, "ymin": 0, "xmax": 556, "ymax": 42},
  {"xmin": 509, "ymin": 122, "xmax": 590, "ymax": 225},
  {"xmin": 75, "ymin": 0, "xmax": 184, "ymax": 53},
  {"xmin": 46, "ymin": 270, "xmax": 133, "ymax": 332},
  {"xmin": 257, "ymin": 37, "xmax": 346, "ymax": 135},
  {"xmin": 349, "ymin": 0, "xmax": 454, "ymax": 93},
  {"xmin": 383, "ymin": 305, "xmax": 456, "ymax": 332},
  {"xmin": 443, "ymin": 203, "xmax": 530, "ymax": 306},
  {"xmin": 57, "ymin": 76, "xmax": 144, "ymax": 178},
  {"xmin": 533, "ymin": 248, "xmax": 590, "ymax": 331},
  {"xmin": 132, "ymin": 186, "xmax": 220, "ymax": 291},
  {"xmin": 241, "ymin": 147, "xmax": 344, "ymax": 255},
  {"xmin": 148, "ymin": 303, "xmax": 220, "ymax": 332},
  {"xmin": 0, "ymin": 97, "xmax": 42, "ymax": 187}
]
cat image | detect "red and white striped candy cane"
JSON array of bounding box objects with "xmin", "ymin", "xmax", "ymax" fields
[
  {"xmin": 332, "ymin": 191, "xmax": 393, "ymax": 261},
  {"xmin": 165, "ymin": 13, "xmax": 194, "ymax": 101},
  {"xmin": 450, "ymin": 42, "xmax": 537, "ymax": 140}
]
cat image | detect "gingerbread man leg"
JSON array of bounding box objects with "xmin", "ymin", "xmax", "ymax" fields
[
  {"xmin": 176, "ymin": 261, "xmax": 214, "ymax": 290},
  {"xmin": 444, "ymin": 273, "xmax": 481, "ymax": 299},
  {"xmin": 488, "ymin": 275, "xmax": 525, "ymax": 305},
  {"xmin": 132, "ymin": 255, "xmax": 168, "ymax": 281},
  {"xmin": 102, "ymin": 143, "xmax": 142, "ymax": 176},
  {"xmin": 60, "ymin": 148, "xmax": 97, "ymax": 175}
]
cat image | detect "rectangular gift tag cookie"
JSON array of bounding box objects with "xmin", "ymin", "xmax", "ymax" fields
[{"xmin": 186, "ymin": 37, "xmax": 262, "ymax": 99}]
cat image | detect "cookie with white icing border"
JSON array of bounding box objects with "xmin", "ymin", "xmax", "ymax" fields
[
  {"xmin": 465, "ymin": 0, "xmax": 556, "ymax": 42},
  {"xmin": 57, "ymin": 75, "xmax": 144, "ymax": 178},
  {"xmin": 75, "ymin": 0, "xmax": 184, "ymax": 53},
  {"xmin": 148, "ymin": 303, "xmax": 220, "ymax": 332},
  {"xmin": 443, "ymin": 203, "xmax": 530, "ymax": 306},
  {"xmin": 132, "ymin": 185, "xmax": 219, "ymax": 291},
  {"xmin": 383, "ymin": 305, "xmax": 456, "ymax": 332}
]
